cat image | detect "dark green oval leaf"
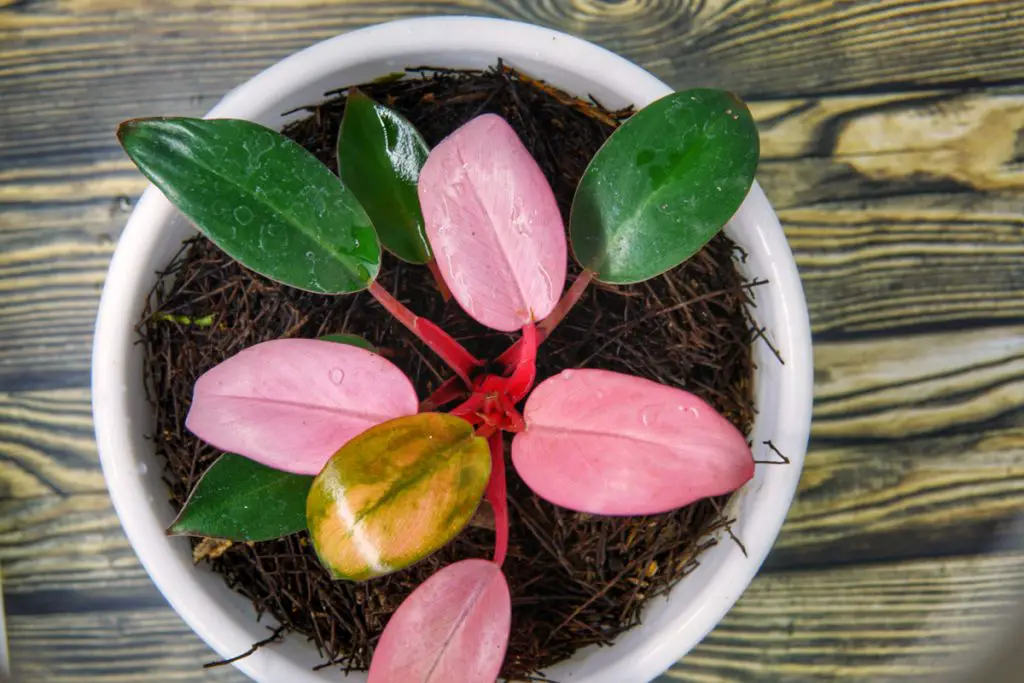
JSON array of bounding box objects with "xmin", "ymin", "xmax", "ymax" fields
[
  {"xmin": 570, "ymin": 89, "xmax": 760, "ymax": 284},
  {"xmin": 338, "ymin": 91, "xmax": 432, "ymax": 264},
  {"xmin": 168, "ymin": 453, "xmax": 313, "ymax": 541},
  {"xmin": 118, "ymin": 117, "xmax": 381, "ymax": 293},
  {"xmin": 319, "ymin": 332, "xmax": 377, "ymax": 352}
]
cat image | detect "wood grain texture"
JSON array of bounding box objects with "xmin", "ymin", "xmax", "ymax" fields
[
  {"xmin": 8, "ymin": 552, "xmax": 1024, "ymax": 682},
  {"xmin": 3, "ymin": 1, "xmax": 1024, "ymax": 681},
  {"xmin": 666, "ymin": 551, "xmax": 1024, "ymax": 683},
  {"xmin": 8, "ymin": 609, "xmax": 249, "ymax": 682}
]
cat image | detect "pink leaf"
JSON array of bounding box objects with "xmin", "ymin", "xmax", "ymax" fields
[
  {"xmin": 511, "ymin": 369, "xmax": 754, "ymax": 515},
  {"xmin": 186, "ymin": 339, "xmax": 418, "ymax": 475},
  {"xmin": 418, "ymin": 114, "xmax": 567, "ymax": 332},
  {"xmin": 368, "ymin": 559, "xmax": 511, "ymax": 683}
]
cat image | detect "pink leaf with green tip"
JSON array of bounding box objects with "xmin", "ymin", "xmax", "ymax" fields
[
  {"xmin": 418, "ymin": 114, "xmax": 567, "ymax": 332},
  {"xmin": 368, "ymin": 559, "xmax": 511, "ymax": 683},
  {"xmin": 186, "ymin": 339, "xmax": 417, "ymax": 476},
  {"xmin": 511, "ymin": 369, "xmax": 754, "ymax": 515}
]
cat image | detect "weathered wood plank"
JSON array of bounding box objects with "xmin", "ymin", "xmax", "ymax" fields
[
  {"xmin": 2, "ymin": 0, "xmax": 1022, "ymax": 134},
  {"xmin": 9, "ymin": 551, "xmax": 1024, "ymax": 682},
  {"xmin": 0, "ymin": 389, "xmax": 104, "ymax": 497},
  {"xmin": 8, "ymin": 608, "xmax": 249, "ymax": 683},
  {"xmin": 666, "ymin": 551, "xmax": 1024, "ymax": 682},
  {"xmin": 812, "ymin": 325, "xmax": 1024, "ymax": 439}
]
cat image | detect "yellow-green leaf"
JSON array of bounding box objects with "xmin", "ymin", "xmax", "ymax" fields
[{"xmin": 307, "ymin": 413, "xmax": 490, "ymax": 581}]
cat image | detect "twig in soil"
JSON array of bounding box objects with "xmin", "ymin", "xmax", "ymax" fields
[
  {"xmin": 753, "ymin": 439, "xmax": 791, "ymax": 465},
  {"xmin": 203, "ymin": 626, "xmax": 286, "ymax": 668},
  {"xmin": 748, "ymin": 324, "xmax": 785, "ymax": 365}
]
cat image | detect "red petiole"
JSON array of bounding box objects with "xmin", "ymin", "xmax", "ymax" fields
[
  {"xmin": 369, "ymin": 280, "xmax": 479, "ymax": 384},
  {"xmin": 375, "ymin": 272, "xmax": 556, "ymax": 570},
  {"xmin": 425, "ymin": 258, "xmax": 453, "ymax": 302},
  {"xmin": 484, "ymin": 430, "xmax": 509, "ymax": 567},
  {"xmin": 496, "ymin": 270, "xmax": 593, "ymax": 368}
]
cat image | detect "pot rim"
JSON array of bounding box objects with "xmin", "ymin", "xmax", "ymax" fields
[{"xmin": 92, "ymin": 15, "xmax": 813, "ymax": 683}]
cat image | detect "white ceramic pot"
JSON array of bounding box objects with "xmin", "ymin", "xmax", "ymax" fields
[{"xmin": 93, "ymin": 16, "xmax": 813, "ymax": 683}]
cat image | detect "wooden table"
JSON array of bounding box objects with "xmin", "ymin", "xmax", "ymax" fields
[{"xmin": 3, "ymin": 1, "xmax": 1024, "ymax": 681}]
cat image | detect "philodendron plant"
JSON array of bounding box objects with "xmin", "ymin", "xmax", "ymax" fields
[{"xmin": 118, "ymin": 84, "xmax": 759, "ymax": 681}]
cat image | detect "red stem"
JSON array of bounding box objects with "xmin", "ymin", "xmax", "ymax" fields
[
  {"xmin": 506, "ymin": 322, "xmax": 538, "ymax": 404},
  {"xmin": 496, "ymin": 270, "xmax": 594, "ymax": 368},
  {"xmin": 450, "ymin": 393, "xmax": 485, "ymax": 424},
  {"xmin": 484, "ymin": 430, "xmax": 509, "ymax": 567},
  {"xmin": 369, "ymin": 280, "xmax": 479, "ymax": 384},
  {"xmin": 474, "ymin": 322, "xmax": 538, "ymax": 404},
  {"xmin": 419, "ymin": 375, "xmax": 468, "ymax": 411},
  {"xmin": 540, "ymin": 269, "xmax": 594, "ymax": 339},
  {"xmin": 426, "ymin": 258, "xmax": 453, "ymax": 302}
]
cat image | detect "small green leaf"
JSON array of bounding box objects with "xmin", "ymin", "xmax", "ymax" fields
[
  {"xmin": 307, "ymin": 413, "xmax": 490, "ymax": 581},
  {"xmin": 168, "ymin": 454, "xmax": 313, "ymax": 541},
  {"xmin": 118, "ymin": 117, "xmax": 381, "ymax": 293},
  {"xmin": 338, "ymin": 91, "xmax": 432, "ymax": 264},
  {"xmin": 371, "ymin": 72, "xmax": 406, "ymax": 85},
  {"xmin": 570, "ymin": 89, "xmax": 760, "ymax": 284},
  {"xmin": 319, "ymin": 333, "xmax": 377, "ymax": 352},
  {"xmin": 155, "ymin": 312, "xmax": 215, "ymax": 328}
]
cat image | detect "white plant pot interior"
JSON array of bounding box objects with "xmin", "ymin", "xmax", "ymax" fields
[{"xmin": 93, "ymin": 17, "xmax": 811, "ymax": 683}]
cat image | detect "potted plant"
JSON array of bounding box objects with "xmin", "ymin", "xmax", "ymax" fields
[{"xmin": 93, "ymin": 16, "xmax": 812, "ymax": 683}]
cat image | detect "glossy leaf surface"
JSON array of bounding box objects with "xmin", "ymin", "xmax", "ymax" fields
[
  {"xmin": 511, "ymin": 369, "xmax": 754, "ymax": 515},
  {"xmin": 570, "ymin": 89, "xmax": 759, "ymax": 284},
  {"xmin": 168, "ymin": 454, "xmax": 312, "ymax": 541},
  {"xmin": 418, "ymin": 114, "xmax": 567, "ymax": 332},
  {"xmin": 118, "ymin": 117, "xmax": 380, "ymax": 293},
  {"xmin": 368, "ymin": 559, "xmax": 511, "ymax": 683},
  {"xmin": 338, "ymin": 91, "xmax": 432, "ymax": 264},
  {"xmin": 186, "ymin": 339, "xmax": 417, "ymax": 476},
  {"xmin": 307, "ymin": 413, "xmax": 490, "ymax": 581},
  {"xmin": 319, "ymin": 332, "xmax": 376, "ymax": 352}
]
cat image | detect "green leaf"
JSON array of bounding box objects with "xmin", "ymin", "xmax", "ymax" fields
[
  {"xmin": 155, "ymin": 312, "xmax": 215, "ymax": 328},
  {"xmin": 307, "ymin": 413, "xmax": 490, "ymax": 581},
  {"xmin": 319, "ymin": 332, "xmax": 377, "ymax": 352},
  {"xmin": 337, "ymin": 91, "xmax": 432, "ymax": 264},
  {"xmin": 570, "ymin": 89, "xmax": 760, "ymax": 284},
  {"xmin": 118, "ymin": 117, "xmax": 381, "ymax": 293},
  {"xmin": 168, "ymin": 454, "xmax": 313, "ymax": 541}
]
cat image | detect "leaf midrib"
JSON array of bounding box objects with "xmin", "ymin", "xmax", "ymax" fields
[
  {"xmin": 422, "ymin": 573, "xmax": 494, "ymax": 683},
  {"xmin": 610, "ymin": 134, "xmax": 706, "ymax": 241},
  {"xmin": 452, "ymin": 142, "xmax": 531, "ymax": 317},
  {"xmin": 210, "ymin": 393, "xmax": 400, "ymax": 423}
]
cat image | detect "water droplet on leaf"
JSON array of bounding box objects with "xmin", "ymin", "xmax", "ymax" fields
[
  {"xmin": 562, "ymin": 370, "xmax": 574, "ymax": 380},
  {"xmin": 232, "ymin": 206, "xmax": 254, "ymax": 225},
  {"xmin": 329, "ymin": 368, "xmax": 345, "ymax": 385}
]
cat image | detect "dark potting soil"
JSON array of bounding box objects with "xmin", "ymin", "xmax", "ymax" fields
[{"xmin": 138, "ymin": 65, "xmax": 760, "ymax": 680}]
